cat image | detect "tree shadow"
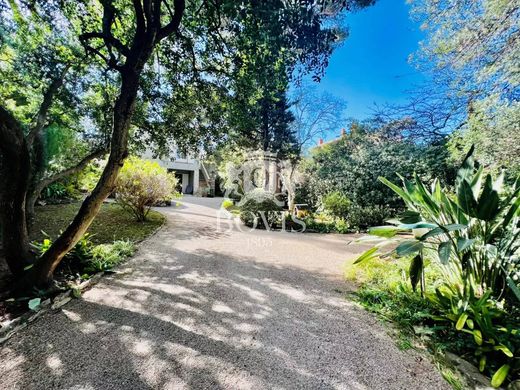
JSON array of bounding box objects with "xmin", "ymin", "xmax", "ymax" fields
[{"xmin": 0, "ymin": 246, "xmax": 447, "ymax": 389}]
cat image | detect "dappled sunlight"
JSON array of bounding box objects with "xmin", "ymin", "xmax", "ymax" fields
[{"xmin": 0, "ymin": 198, "xmax": 448, "ymax": 389}]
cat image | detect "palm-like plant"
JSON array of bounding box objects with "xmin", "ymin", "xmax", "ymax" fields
[
  {"xmin": 354, "ymin": 147, "xmax": 520, "ymax": 386},
  {"xmin": 355, "ymin": 146, "xmax": 520, "ymax": 301}
]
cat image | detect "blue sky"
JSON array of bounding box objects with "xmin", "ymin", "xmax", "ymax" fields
[{"xmin": 310, "ymin": 0, "xmax": 427, "ymax": 125}]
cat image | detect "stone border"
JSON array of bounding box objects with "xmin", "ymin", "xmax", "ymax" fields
[
  {"xmin": 0, "ymin": 271, "xmax": 104, "ymax": 345},
  {"xmin": 0, "ymin": 209, "xmax": 167, "ymax": 346}
]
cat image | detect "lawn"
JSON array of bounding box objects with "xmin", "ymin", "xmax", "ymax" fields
[{"xmin": 31, "ymin": 201, "xmax": 165, "ymax": 244}]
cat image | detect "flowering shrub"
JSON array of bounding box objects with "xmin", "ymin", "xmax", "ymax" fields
[{"xmin": 115, "ymin": 157, "xmax": 179, "ymax": 221}]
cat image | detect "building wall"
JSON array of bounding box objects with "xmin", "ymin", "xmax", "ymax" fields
[{"xmin": 142, "ymin": 149, "xmax": 200, "ymax": 194}]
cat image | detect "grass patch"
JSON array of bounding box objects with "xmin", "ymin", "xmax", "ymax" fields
[
  {"xmin": 32, "ymin": 201, "xmax": 165, "ymax": 244},
  {"xmin": 345, "ymin": 256, "xmax": 468, "ymax": 389}
]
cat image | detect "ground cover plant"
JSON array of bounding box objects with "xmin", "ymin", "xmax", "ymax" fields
[{"xmin": 353, "ymin": 147, "xmax": 520, "ymax": 387}]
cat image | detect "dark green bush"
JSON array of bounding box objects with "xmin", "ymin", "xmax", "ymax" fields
[
  {"xmin": 238, "ymin": 189, "xmax": 282, "ymax": 229},
  {"xmin": 345, "ymin": 204, "xmax": 393, "ymax": 230},
  {"xmin": 322, "ymin": 191, "xmax": 350, "ymax": 219}
]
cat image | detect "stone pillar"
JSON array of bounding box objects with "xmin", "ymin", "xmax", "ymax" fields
[{"xmin": 193, "ymin": 165, "xmax": 200, "ymax": 194}]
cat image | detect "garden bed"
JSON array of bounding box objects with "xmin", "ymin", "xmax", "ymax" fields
[{"xmin": 0, "ymin": 201, "xmax": 165, "ymax": 324}]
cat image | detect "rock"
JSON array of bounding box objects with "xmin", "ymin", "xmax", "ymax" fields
[{"xmin": 444, "ymin": 352, "xmax": 495, "ymax": 389}]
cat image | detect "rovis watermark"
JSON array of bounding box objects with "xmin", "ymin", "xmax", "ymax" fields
[
  {"xmin": 216, "ymin": 209, "xmax": 306, "ymax": 234},
  {"xmin": 215, "ymin": 151, "xmax": 307, "ymax": 235}
]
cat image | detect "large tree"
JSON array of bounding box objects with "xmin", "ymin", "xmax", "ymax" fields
[
  {"xmin": 379, "ymin": 0, "xmax": 519, "ymax": 147},
  {"xmin": 0, "ymin": 0, "xmax": 375, "ymax": 290}
]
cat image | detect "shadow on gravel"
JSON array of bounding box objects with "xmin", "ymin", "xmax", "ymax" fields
[{"xmin": 0, "ymin": 245, "xmax": 443, "ymax": 390}]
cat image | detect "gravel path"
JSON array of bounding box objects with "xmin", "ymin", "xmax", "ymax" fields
[{"xmin": 0, "ymin": 197, "xmax": 449, "ymax": 389}]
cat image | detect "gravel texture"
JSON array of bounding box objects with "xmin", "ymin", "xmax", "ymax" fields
[{"xmin": 0, "ymin": 196, "xmax": 450, "ymax": 389}]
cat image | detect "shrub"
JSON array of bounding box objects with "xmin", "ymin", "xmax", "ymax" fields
[
  {"xmin": 322, "ymin": 191, "xmax": 350, "ymax": 219},
  {"xmin": 355, "ymin": 146, "xmax": 520, "ymax": 386},
  {"xmin": 301, "ymin": 127, "xmax": 455, "ymax": 212},
  {"xmin": 238, "ymin": 189, "xmax": 282, "ymax": 229},
  {"xmin": 221, "ymin": 199, "xmax": 234, "ymax": 210},
  {"xmin": 115, "ymin": 157, "xmax": 179, "ymax": 221},
  {"xmin": 344, "ymin": 204, "xmax": 393, "ymax": 230},
  {"xmin": 85, "ymin": 240, "xmax": 135, "ymax": 273},
  {"xmin": 32, "ymin": 235, "xmax": 135, "ymax": 276}
]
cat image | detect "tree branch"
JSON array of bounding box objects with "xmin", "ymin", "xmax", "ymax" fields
[
  {"xmin": 157, "ymin": 0, "xmax": 185, "ymax": 41},
  {"xmin": 35, "ymin": 148, "xmax": 107, "ymax": 194},
  {"xmin": 26, "ymin": 65, "xmax": 70, "ymax": 148},
  {"xmin": 80, "ymin": 32, "xmax": 130, "ymax": 57}
]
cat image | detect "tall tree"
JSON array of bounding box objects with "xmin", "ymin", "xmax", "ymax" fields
[
  {"xmin": 380, "ymin": 0, "xmax": 519, "ymax": 143},
  {"xmin": 0, "ymin": 0, "xmax": 375, "ymax": 290}
]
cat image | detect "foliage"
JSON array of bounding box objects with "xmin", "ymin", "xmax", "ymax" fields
[
  {"xmin": 448, "ymin": 97, "xmax": 520, "ymax": 178},
  {"xmin": 238, "ymin": 189, "xmax": 282, "ymax": 229},
  {"xmin": 84, "ymin": 240, "xmax": 135, "ymax": 273},
  {"xmin": 301, "ymin": 122, "xmax": 454, "ymax": 229},
  {"xmin": 32, "ymin": 233, "xmax": 135, "ymax": 276},
  {"xmin": 115, "ymin": 157, "xmax": 179, "ymax": 222},
  {"xmin": 221, "ymin": 199, "xmax": 234, "ymax": 210},
  {"xmin": 344, "ymin": 204, "xmax": 393, "ymax": 231},
  {"xmin": 322, "ymin": 191, "xmax": 351, "ymax": 220},
  {"xmin": 411, "ymin": 0, "xmax": 519, "ymax": 100},
  {"xmin": 357, "ymin": 146, "xmax": 520, "ymax": 301},
  {"xmin": 354, "ymin": 147, "xmax": 520, "ymax": 386}
]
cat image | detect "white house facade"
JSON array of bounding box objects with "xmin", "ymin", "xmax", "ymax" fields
[{"xmin": 141, "ymin": 149, "xmax": 215, "ymax": 195}]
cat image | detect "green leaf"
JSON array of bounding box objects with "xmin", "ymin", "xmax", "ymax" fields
[
  {"xmin": 419, "ymin": 224, "xmax": 466, "ymax": 241},
  {"xmin": 353, "ymin": 247, "xmax": 379, "ymax": 264},
  {"xmin": 456, "ymin": 238, "xmax": 474, "ymax": 252},
  {"xmin": 466, "ymin": 318, "xmax": 474, "ymax": 329},
  {"xmin": 438, "ymin": 241, "xmax": 452, "ymax": 265},
  {"xmin": 455, "ymin": 312, "xmax": 468, "ymax": 330},
  {"xmin": 506, "ymin": 275, "xmax": 520, "ymax": 303},
  {"xmin": 494, "ymin": 344, "xmax": 513, "ymax": 358},
  {"xmin": 473, "ymin": 329, "xmax": 482, "ymax": 345},
  {"xmin": 479, "ymin": 356, "xmax": 486, "ymax": 372},
  {"xmin": 398, "ymin": 210, "xmax": 421, "ymax": 224},
  {"xmin": 456, "ymin": 145, "xmax": 475, "ymax": 188},
  {"xmin": 409, "ymin": 254, "xmax": 423, "ymax": 292},
  {"xmin": 28, "ymin": 298, "xmax": 41, "ymax": 311},
  {"xmin": 395, "ymin": 240, "xmax": 423, "ymax": 256},
  {"xmin": 470, "ymin": 165, "xmax": 484, "ymax": 198},
  {"xmin": 379, "ymin": 177, "xmax": 413, "ymax": 205},
  {"xmin": 368, "ymin": 226, "xmax": 400, "ymax": 238},
  {"xmin": 491, "ymin": 364, "xmax": 510, "ymax": 388},
  {"xmin": 476, "ymin": 175, "xmax": 500, "ymax": 221},
  {"xmin": 457, "ymin": 180, "xmax": 477, "ymax": 216},
  {"xmin": 397, "ymin": 222, "xmax": 437, "ymax": 230}
]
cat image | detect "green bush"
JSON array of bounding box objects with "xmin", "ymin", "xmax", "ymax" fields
[
  {"xmin": 238, "ymin": 189, "xmax": 282, "ymax": 229},
  {"xmin": 322, "ymin": 191, "xmax": 350, "ymax": 219},
  {"xmin": 301, "ymin": 125, "xmax": 455, "ymax": 213},
  {"xmin": 115, "ymin": 157, "xmax": 179, "ymax": 221},
  {"xmin": 344, "ymin": 204, "xmax": 393, "ymax": 230},
  {"xmin": 32, "ymin": 234, "xmax": 135, "ymax": 276},
  {"xmin": 354, "ymin": 146, "xmax": 520, "ymax": 387},
  {"xmin": 84, "ymin": 240, "xmax": 135, "ymax": 273}
]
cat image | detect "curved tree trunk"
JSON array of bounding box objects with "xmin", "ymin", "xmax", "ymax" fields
[
  {"xmin": 0, "ymin": 129, "xmax": 33, "ymax": 277},
  {"xmin": 30, "ymin": 68, "xmax": 143, "ymax": 288},
  {"xmin": 25, "ymin": 148, "xmax": 107, "ymax": 227}
]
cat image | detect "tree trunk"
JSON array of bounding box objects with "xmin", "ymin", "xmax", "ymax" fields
[
  {"xmin": 0, "ymin": 141, "xmax": 33, "ymax": 277},
  {"xmin": 29, "ymin": 67, "xmax": 144, "ymax": 288},
  {"xmin": 25, "ymin": 147, "xmax": 107, "ymax": 227}
]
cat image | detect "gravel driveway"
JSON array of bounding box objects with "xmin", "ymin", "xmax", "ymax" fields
[{"xmin": 0, "ymin": 196, "xmax": 449, "ymax": 389}]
